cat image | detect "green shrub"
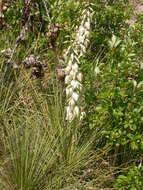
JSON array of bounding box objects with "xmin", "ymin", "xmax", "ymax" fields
[
  {"xmin": 83, "ymin": 2, "xmax": 143, "ymax": 152},
  {"xmin": 115, "ymin": 165, "xmax": 143, "ymax": 190}
]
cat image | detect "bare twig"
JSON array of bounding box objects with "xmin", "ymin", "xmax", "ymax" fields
[
  {"xmin": 0, "ymin": 0, "xmax": 2, "ymax": 18},
  {"xmin": 74, "ymin": 169, "xmax": 93, "ymax": 189},
  {"xmin": 7, "ymin": 27, "xmax": 27, "ymax": 64},
  {"xmin": 42, "ymin": 0, "xmax": 52, "ymax": 27},
  {"xmin": 7, "ymin": 0, "xmax": 31, "ymax": 64},
  {"xmin": 21, "ymin": 0, "xmax": 31, "ymax": 27}
]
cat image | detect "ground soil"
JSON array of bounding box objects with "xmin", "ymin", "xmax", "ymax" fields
[{"xmin": 128, "ymin": 1, "xmax": 143, "ymax": 24}]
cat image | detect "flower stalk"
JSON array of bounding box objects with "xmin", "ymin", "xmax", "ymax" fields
[{"xmin": 65, "ymin": 8, "xmax": 92, "ymax": 122}]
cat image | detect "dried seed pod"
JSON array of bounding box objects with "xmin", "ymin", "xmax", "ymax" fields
[
  {"xmin": 56, "ymin": 66, "xmax": 65, "ymax": 81},
  {"xmin": 0, "ymin": 13, "xmax": 4, "ymax": 18},
  {"xmin": 21, "ymin": 0, "xmax": 31, "ymax": 26},
  {"xmin": 28, "ymin": 54, "xmax": 35, "ymax": 64},
  {"xmin": 23, "ymin": 54, "xmax": 44, "ymax": 78},
  {"xmin": 1, "ymin": 48, "xmax": 13, "ymax": 58},
  {"xmin": 32, "ymin": 65, "xmax": 44, "ymax": 78},
  {"xmin": 0, "ymin": 0, "xmax": 8, "ymax": 18},
  {"xmin": 46, "ymin": 31, "xmax": 52, "ymax": 38},
  {"xmin": 2, "ymin": 5, "xmax": 7, "ymax": 12},
  {"xmin": 13, "ymin": 63, "xmax": 19, "ymax": 69},
  {"xmin": 46, "ymin": 23, "xmax": 61, "ymax": 47},
  {"xmin": 23, "ymin": 54, "xmax": 35, "ymax": 68}
]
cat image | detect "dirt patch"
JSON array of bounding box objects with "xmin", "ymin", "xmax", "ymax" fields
[
  {"xmin": 130, "ymin": 0, "xmax": 143, "ymax": 13},
  {"xmin": 128, "ymin": 1, "xmax": 143, "ymax": 25},
  {"xmin": 136, "ymin": 4, "xmax": 143, "ymax": 13}
]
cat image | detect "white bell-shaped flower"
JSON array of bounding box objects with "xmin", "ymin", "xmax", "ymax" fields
[
  {"xmin": 71, "ymin": 80, "xmax": 80, "ymax": 89},
  {"xmin": 68, "ymin": 59, "xmax": 73, "ymax": 67},
  {"xmin": 84, "ymin": 21, "xmax": 90, "ymax": 30},
  {"xmin": 80, "ymin": 44, "xmax": 86, "ymax": 53},
  {"xmin": 68, "ymin": 113, "xmax": 73, "ymax": 122},
  {"xmin": 69, "ymin": 98, "xmax": 75, "ymax": 108},
  {"xmin": 66, "ymin": 106, "xmax": 70, "ymax": 115},
  {"xmin": 66, "ymin": 106, "xmax": 73, "ymax": 121},
  {"xmin": 73, "ymin": 106, "xmax": 79, "ymax": 117},
  {"xmin": 69, "ymin": 70, "xmax": 76, "ymax": 79},
  {"xmin": 72, "ymin": 92, "xmax": 79, "ymax": 101},
  {"xmin": 66, "ymin": 111, "xmax": 73, "ymax": 121},
  {"xmin": 78, "ymin": 35, "xmax": 85, "ymax": 44},
  {"xmin": 65, "ymin": 75, "xmax": 71, "ymax": 84},
  {"xmin": 72, "ymin": 63, "xmax": 78, "ymax": 72},
  {"xmin": 77, "ymin": 73, "xmax": 83, "ymax": 82},
  {"xmin": 65, "ymin": 65, "xmax": 72, "ymax": 75},
  {"xmin": 84, "ymin": 30, "xmax": 90, "ymax": 37},
  {"xmin": 79, "ymin": 26, "xmax": 85, "ymax": 35},
  {"xmin": 66, "ymin": 87, "xmax": 73, "ymax": 97}
]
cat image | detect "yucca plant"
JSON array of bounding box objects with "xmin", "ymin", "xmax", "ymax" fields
[{"xmin": 0, "ymin": 74, "xmax": 110, "ymax": 190}]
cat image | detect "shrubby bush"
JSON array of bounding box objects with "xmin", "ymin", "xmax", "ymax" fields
[
  {"xmin": 82, "ymin": 0, "xmax": 143, "ymax": 188},
  {"xmin": 115, "ymin": 165, "xmax": 143, "ymax": 189},
  {"xmin": 84, "ymin": 1, "xmax": 143, "ymax": 150}
]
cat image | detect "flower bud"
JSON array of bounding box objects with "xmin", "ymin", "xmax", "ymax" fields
[{"xmin": 2, "ymin": 6, "xmax": 7, "ymax": 11}]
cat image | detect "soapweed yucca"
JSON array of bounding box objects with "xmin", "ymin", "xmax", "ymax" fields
[{"xmin": 0, "ymin": 75, "xmax": 106, "ymax": 190}]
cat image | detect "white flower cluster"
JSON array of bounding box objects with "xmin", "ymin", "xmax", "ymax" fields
[{"xmin": 65, "ymin": 9, "xmax": 92, "ymax": 122}]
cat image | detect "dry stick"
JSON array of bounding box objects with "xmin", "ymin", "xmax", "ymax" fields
[
  {"xmin": 0, "ymin": 0, "xmax": 2, "ymax": 17},
  {"xmin": 41, "ymin": 0, "xmax": 52, "ymax": 27},
  {"xmin": 41, "ymin": 0, "xmax": 60, "ymax": 63},
  {"xmin": 7, "ymin": 0, "xmax": 31, "ymax": 65},
  {"xmin": 42, "ymin": 0, "xmax": 60, "ymax": 62},
  {"xmin": 21, "ymin": 0, "xmax": 31, "ymax": 26},
  {"xmin": 7, "ymin": 28, "xmax": 26, "ymax": 64},
  {"xmin": 74, "ymin": 169, "xmax": 92, "ymax": 190},
  {"xmin": 42, "ymin": 0, "xmax": 63, "ymax": 103}
]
